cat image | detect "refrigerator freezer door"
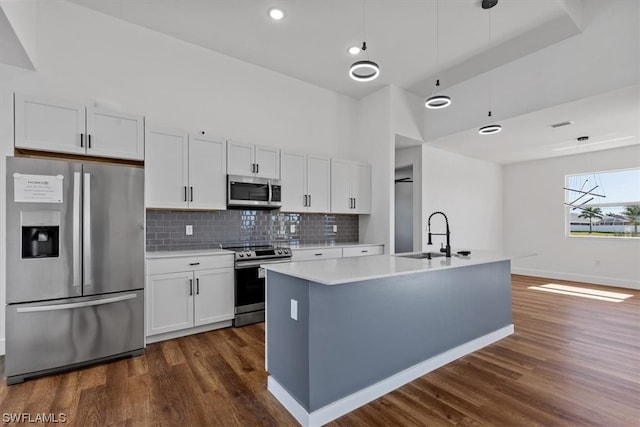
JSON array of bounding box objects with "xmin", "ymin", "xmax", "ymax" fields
[
  {"xmin": 82, "ymin": 163, "xmax": 144, "ymax": 296},
  {"xmin": 5, "ymin": 290, "xmax": 144, "ymax": 383},
  {"xmin": 6, "ymin": 157, "xmax": 83, "ymax": 303}
]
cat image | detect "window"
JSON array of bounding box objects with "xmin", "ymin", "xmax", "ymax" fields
[{"xmin": 565, "ymin": 168, "xmax": 640, "ymax": 238}]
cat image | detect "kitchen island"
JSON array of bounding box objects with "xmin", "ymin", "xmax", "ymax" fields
[{"xmin": 263, "ymin": 252, "xmax": 516, "ymax": 427}]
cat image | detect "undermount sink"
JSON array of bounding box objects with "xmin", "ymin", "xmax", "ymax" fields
[{"xmin": 398, "ymin": 252, "xmax": 446, "ymax": 259}]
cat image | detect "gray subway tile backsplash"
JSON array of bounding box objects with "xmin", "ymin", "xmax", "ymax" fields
[{"xmin": 146, "ymin": 209, "xmax": 359, "ymax": 251}]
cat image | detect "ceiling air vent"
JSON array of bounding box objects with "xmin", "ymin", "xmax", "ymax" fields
[{"xmin": 550, "ymin": 120, "xmax": 574, "ymax": 128}]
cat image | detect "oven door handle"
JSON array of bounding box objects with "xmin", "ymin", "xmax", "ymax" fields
[{"xmin": 235, "ymin": 259, "xmax": 291, "ymax": 269}]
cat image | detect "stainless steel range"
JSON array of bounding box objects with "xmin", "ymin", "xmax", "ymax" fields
[{"xmin": 224, "ymin": 244, "xmax": 292, "ymax": 327}]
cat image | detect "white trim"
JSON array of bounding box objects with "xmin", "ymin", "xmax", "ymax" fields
[
  {"xmin": 268, "ymin": 324, "xmax": 514, "ymax": 427},
  {"xmin": 511, "ymin": 268, "xmax": 640, "ymax": 290},
  {"xmin": 144, "ymin": 320, "xmax": 232, "ymax": 344}
]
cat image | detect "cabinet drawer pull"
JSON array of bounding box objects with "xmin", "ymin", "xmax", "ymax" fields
[
  {"xmin": 189, "ymin": 262, "xmax": 200, "ymax": 266},
  {"xmin": 361, "ymin": 250, "xmax": 368, "ymax": 253},
  {"xmin": 314, "ymin": 253, "xmax": 323, "ymax": 256}
]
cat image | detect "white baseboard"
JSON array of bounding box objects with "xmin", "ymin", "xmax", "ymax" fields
[
  {"xmin": 511, "ymin": 268, "xmax": 640, "ymax": 290},
  {"xmin": 268, "ymin": 324, "xmax": 514, "ymax": 427},
  {"xmin": 145, "ymin": 320, "xmax": 232, "ymax": 345}
]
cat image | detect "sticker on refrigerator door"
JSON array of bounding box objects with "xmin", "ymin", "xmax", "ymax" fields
[{"xmin": 13, "ymin": 173, "xmax": 64, "ymax": 203}]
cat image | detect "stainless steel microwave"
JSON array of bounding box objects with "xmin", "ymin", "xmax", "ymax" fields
[{"xmin": 227, "ymin": 175, "xmax": 282, "ymax": 209}]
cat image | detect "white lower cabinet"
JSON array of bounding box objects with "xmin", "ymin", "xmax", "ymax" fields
[
  {"xmin": 342, "ymin": 245, "xmax": 384, "ymax": 257},
  {"xmin": 291, "ymin": 247, "xmax": 343, "ymax": 262},
  {"xmin": 291, "ymin": 244, "xmax": 384, "ymax": 261},
  {"xmin": 146, "ymin": 254, "xmax": 234, "ymax": 338}
]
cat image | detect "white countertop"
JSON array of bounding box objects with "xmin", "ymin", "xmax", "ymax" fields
[
  {"xmin": 146, "ymin": 248, "xmax": 234, "ymax": 259},
  {"xmin": 264, "ymin": 250, "xmax": 534, "ymax": 285},
  {"xmin": 288, "ymin": 242, "xmax": 383, "ymax": 250}
]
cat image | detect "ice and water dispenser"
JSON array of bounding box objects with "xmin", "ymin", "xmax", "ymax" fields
[{"xmin": 20, "ymin": 211, "xmax": 60, "ymax": 258}]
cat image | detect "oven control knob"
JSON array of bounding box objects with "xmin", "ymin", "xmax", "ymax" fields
[
  {"xmin": 277, "ymin": 249, "xmax": 282, "ymax": 254},
  {"xmin": 238, "ymin": 253, "xmax": 244, "ymax": 257},
  {"xmin": 246, "ymin": 252, "xmax": 252, "ymax": 257},
  {"xmin": 283, "ymin": 249, "xmax": 289, "ymax": 254}
]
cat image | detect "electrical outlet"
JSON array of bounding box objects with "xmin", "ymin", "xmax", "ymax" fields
[
  {"xmin": 290, "ymin": 224, "xmax": 296, "ymax": 233},
  {"xmin": 290, "ymin": 299, "xmax": 298, "ymax": 321},
  {"xmin": 185, "ymin": 225, "xmax": 193, "ymax": 235},
  {"xmin": 333, "ymin": 225, "xmax": 338, "ymax": 232}
]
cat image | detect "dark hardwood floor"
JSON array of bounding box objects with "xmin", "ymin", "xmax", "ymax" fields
[{"xmin": 1, "ymin": 275, "xmax": 638, "ymax": 426}]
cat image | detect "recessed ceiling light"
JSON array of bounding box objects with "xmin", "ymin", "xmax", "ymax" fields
[
  {"xmin": 268, "ymin": 8, "xmax": 284, "ymax": 20},
  {"xmin": 348, "ymin": 46, "xmax": 361, "ymax": 55}
]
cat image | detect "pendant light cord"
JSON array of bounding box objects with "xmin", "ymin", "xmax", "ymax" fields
[
  {"xmin": 430, "ymin": 0, "xmax": 440, "ymax": 97},
  {"xmin": 362, "ymin": 0, "xmax": 371, "ymax": 61},
  {"xmin": 489, "ymin": 8, "xmax": 493, "ymax": 116}
]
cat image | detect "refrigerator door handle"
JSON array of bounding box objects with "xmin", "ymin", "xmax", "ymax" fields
[
  {"xmin": 16, "ymin": 294, "xmax": 137, "ymax": 313},
  {"xmin": 83, "ymin": 172, "xmax": 93, "ymax": 287},
  {"xmin": 72, "ymin": 172, "xmax": 82, "ymax": 288}
]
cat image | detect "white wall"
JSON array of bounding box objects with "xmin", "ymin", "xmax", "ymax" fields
[
  {"xmin": 422, "ymin": 145, "xmax": 504, "ymax": 252},
  {"xmin": 0, "ymin": 0, "xmax": 360, "ymax": 354},
  {"xmin": 353, "ymin": 86, "xmax": 393, "ymax": 252},
  {"xmin": 504, "ymin": 144, "xmax": 640, "ymax": 289}
]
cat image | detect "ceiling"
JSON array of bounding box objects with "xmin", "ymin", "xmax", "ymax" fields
[
  {"xmin": 60, "ymin": 0, "xmax": 639, "ymax": 164},
  {"xmin": 66, "ymin": 0, "xmax": 575, "ymax": 100}
]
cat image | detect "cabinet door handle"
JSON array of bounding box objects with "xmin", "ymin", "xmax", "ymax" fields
[
  {"xmin": 256, "ymin": 163, "xmax": 259, "ymax": 174},
  {"xmin": 196, "ymin": 278, "xmax": 200, "ymax": 295},
  {"xmin": 251, "ymin": 163, "xmax": 255, "ymax": 173},
  {"xmin": 80, "ymin": 133, "xmax": 84, "ymax": 147},
  {"xmin": 308, "ymin": 194, "xmax": 311, "ymax": 207},
  {"xmin": 184, "ymin": 186, "xmax": 188, "ymax": 202},
  {"xmin": 87, "ymin": 134, "xmax": 92, "ymax": 149},
  {"xmin": 303, "ymin": 194, "xmax": 307, "ymax": 206},
  {"xmin": 190, "ymin": 186, "xmax": 194, "ymax": 202},
  {"xmin": 353, "ymin": 198, "xmax": 356, "ymax": 209},
  {"xmin": 189, "ymin": 278, "xmax": 193, "ymax": 296}
]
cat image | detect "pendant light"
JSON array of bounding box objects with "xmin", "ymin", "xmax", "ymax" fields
[
  {"xmin": 425, "ymin": 0, "xmax": 451, "ymax": 109},
  {"xmin": 478, "ymin": 4, "xmax": 502, "ymax": 134},
  {"xmin": 349, "ymin": 0, "xmax": 380, "ymax": 82}
]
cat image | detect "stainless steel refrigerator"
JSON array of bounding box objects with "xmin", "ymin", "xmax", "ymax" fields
[{"xmin": 5, "ymin": 156, "xmax": 144, "ymax": 384}]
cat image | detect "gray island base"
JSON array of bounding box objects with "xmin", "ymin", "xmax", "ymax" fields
[{"xmin": 265, "ymin": 256, "xmax": 513, "ymax": 427}]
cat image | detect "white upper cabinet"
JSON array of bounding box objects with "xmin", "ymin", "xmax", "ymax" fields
[
  {"xmin": 14, "ymin": 93, "xmax": 144, "ymax": 160},
  {"xmin": 188, "ymin": 134, "xmax": 227, "ymax": 210},
  {"xmin": 145, "ymin": 126, "xmax": 189, "ymax": 209},
  {"xmin": 331, "ymin": 159, "xmax": 371, "ymax": 214},
  {"xmin": 145, "ymin": 126, "xmax": 226, "ymax": 210},
  {"xmin": 280, "ymin": 151, "xmax": 307, "ymax": 212},
  {"xmin": 227, "ymin": 140, "xmax": 280, "ymax": 179},
  {"xmin": 281, "ymin": 150, "xmax": 330, "ymax": 213},
  {"xmin": 85, "ymin": 106, "xmax": 144, "ymax": 160},
  {"xmin": 306, "ymin": 154, "xmax": 331, "ymax": 213}
]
